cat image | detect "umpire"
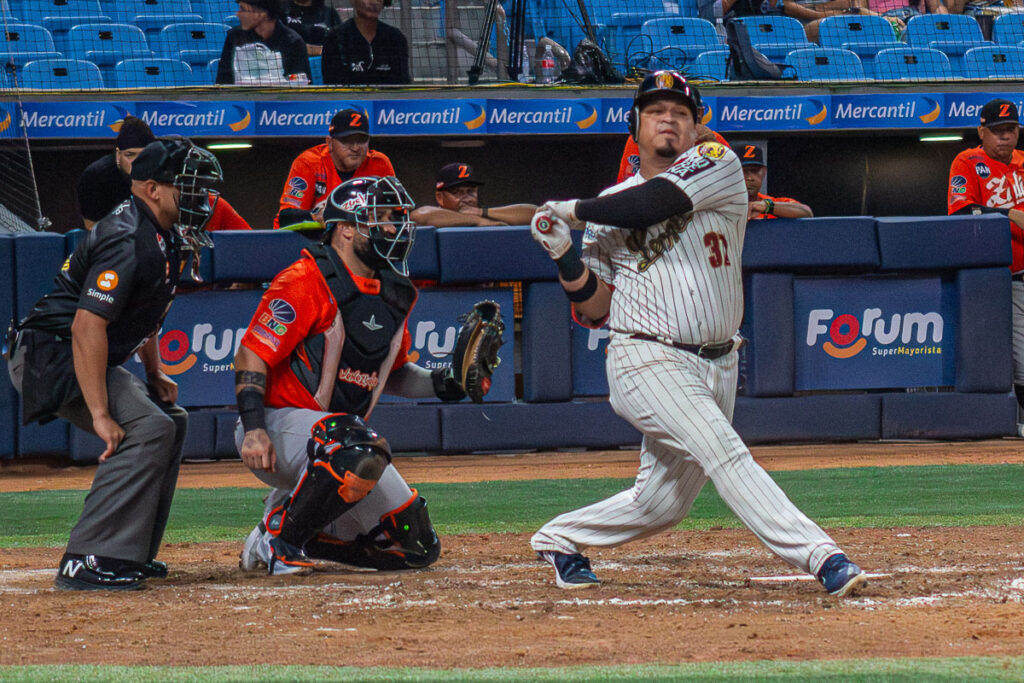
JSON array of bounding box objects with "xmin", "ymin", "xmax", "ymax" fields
[{"xmin": 3, "ymin": 138, "xmax": 223, "ymax": 591}]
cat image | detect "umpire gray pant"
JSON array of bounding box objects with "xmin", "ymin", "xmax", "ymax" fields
[{"xmin": 8, "ymin": 342, "xmax": 187, "ymax": 564}]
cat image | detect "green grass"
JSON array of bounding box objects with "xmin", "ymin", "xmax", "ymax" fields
[
  {"xmin": 0, "ymin": 464, "xmax": 1022, "ymax": 547},
  {"xmin": 1, "ymin": 657, "xmax": 1023, "ymax": 681}
]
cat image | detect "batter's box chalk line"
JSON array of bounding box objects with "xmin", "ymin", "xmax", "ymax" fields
[{"xmin": 749, "ymin": 572, "xmax": 890, "ymax": 583}]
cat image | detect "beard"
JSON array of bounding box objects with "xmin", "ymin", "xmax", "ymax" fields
[
  {"xmin": 654, "ymin": 140, "xmax": 682, "ymax": 159},
  {"xmin": 354, "ymin": 236, "xmax": 385, "ymax": 271}
]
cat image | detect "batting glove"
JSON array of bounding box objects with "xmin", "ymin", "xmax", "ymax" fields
[
  {"xmin": 541, "ymin": 200, "xmax": 582, "ymax": 230},
  {"xmin": 531, "ymin": 210, "xmax": 573, "ymax": 260}
]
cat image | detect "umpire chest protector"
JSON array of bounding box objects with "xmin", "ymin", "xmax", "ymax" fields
[{"xmin": 290, "ymin": 244, "xmax": 416, "ymax": 416}]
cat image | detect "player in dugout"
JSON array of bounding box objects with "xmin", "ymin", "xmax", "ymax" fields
[
  {"xmin": 274, "ymin": 108, "xmax": 394, "ymax": 230},
  {"xmin": 732, "ymin": 143, "xmax": 813, "ymax": 220}
]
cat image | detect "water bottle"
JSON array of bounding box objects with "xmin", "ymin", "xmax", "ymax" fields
[
  {"xmin": 539, "ymin": 44, "xmax": 556, "ymax": 84},
  {"xmin": 713, "ymin": 0, "xmax": 726, "ymax": 40},
  {"xmin": 519, "ymin": 44, "xmax": 531, "ymax": 83}
]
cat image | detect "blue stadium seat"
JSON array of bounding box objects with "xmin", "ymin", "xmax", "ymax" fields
[
  {"xmin": 640, "ymin": 17, "xmax": 722, "ymax": 70},
  {"xmin": 112, "ymin": 57, "xmax": 193, "ymax": 87},
  {"xmin": 905, "ymin": 14, "xmax": 991, "ymax": 75},
  {"xmin": 691, "ymin": 48, "xmax": 729, "ymax": 80},
  {"xmin": 194, "ymin": 0, "xmax": 240, "ymax": 27},
  {"xmin": 962, "ymin": 45, "xmax": 1024, "ymax": 78},
  {"xmin": 20, "ymin": 57, "xmax": 104, "ymax": 89},
  {"xmin": 0, "ymin": 24, "xmax": 62, "ymax": 68},
  {"xmin": 872, "ymin": 46, "xmax": 951, "ymax": 80},
  {"xmin": 151, "ymin": 22, "xmax": 229, "ymax": 67},
  {"xmin": 736, "ymin": 15, "xmax": 811, "ymax": 61},
  {"xmin": 818, "ymin": 15, "xmax": 900, "ymax": 78},
  {"xmin": 0, "ymin": 0, "xmax": 17, "ymax": 21},
  {"xmin": 784, "ymin": 46, "xmax": 865, "ymax": 81},
  {"xmin": 0, "ymin": 65, "xmax": 8, "ymax": 88},
  {"xmin": 110, "ymin": 0, "xmax": 203, "ymax": 34},
  {"xmin": 993, "ymin": 13, "xmax": 1024, "ymax": 47},
  {"xmin": 678, "ymin": 0, "xmax": 701, "ymax": 18},
  {"xmin": 207, "ymin": 56, "xmax": 219, "ymax": 82},
  {"xmin": 309, "ymin": 54, "xmax": 322, "ymax": 84},
  {"xmin": 10, "ymin": 0, "xmax": 110, "ymax": 34},
  {"xmin": 599, "ymin": 0, "xmax": 677, "ymax": 63},
  {"xmin": 65, "ymin": 23, "xmax": 151, "ymax": 69}
]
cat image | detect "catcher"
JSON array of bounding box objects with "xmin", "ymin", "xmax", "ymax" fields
[{"xmin": 233, "ymin": 175, "xmax": 503, "ymax": 575}]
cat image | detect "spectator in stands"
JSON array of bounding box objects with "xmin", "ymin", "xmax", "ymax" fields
[
  {"xmin": 721, "ymin": 0, "xmax": 785, "ymax": 19},
  {"xmin": 410, "ymin": 163, "xmax": 537, "ymax": 227},
  {"xmin": 216, "ymin": 0, "xmax": 311, "ymax": 85},
  {"xmin": 732, "ymin": 143, "xmax": 813, "ymax": 219},
  {"xmin": 321, "ymin": 0, "xmax": 411, "ymax": 85},
  {"xmin": 284, "ymin": 0, "xmax": 342, "ymax": 56},
  {"xmin": 275, "ymin": 108, "xmax": 395, "ymax": 229},
  {"xmin": 78, "ymin": 116, "xmax": 156, "ymax": 230},
  {"xmin": 947, "ymin": 98, "xmax": 1024, "ymax": 435}
]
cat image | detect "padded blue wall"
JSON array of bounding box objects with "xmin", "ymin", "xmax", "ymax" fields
[
  {"xmin": 522, "ymin": 282, "xmax": 572, "ymax": 402},
  {"xmin": 876, "ymin": 214, "xmax": 1010, "ymax": 271},
  {"xmin": 0, "ymin": 236, "xmax": 16, "ymax": 459},
  {"xmin": 956, "ymin": 267, "xmax": 1012, "ymax": 393}
]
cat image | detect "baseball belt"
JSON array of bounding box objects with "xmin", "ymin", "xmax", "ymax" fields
[
  {"xmin": 628, "ymin": 333, "xmax": 744, "ymax": 360},
  {"xmin": 1012, "ymin": 272, "xmax": 1024, "ymax": 282}
]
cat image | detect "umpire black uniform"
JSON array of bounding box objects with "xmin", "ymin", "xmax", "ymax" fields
[{"xmin": 4, "ymin": 139, "xmax": 222, "ymax": 591}]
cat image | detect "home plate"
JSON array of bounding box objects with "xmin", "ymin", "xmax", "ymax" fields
[{"xmin": 750, "ymin": 572, "xmax": 890, "ymax": 583}]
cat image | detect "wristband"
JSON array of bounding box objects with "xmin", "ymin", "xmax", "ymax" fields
[
  {"xmin": 237, "ymin": 387, "xmax": 267, "ymax": 432},
  {"xmin": 763, "ymin": 198, "xmax": 774, "ymax": 215},
  {"xmin": 566, "ymin": 270, "xmax": 598, "ymax": 302},
  {"xmin": 481, "ymin": 207, "xmax": 489, "ymax": 218},
  {"xmin": 554, "ymin": 248, "xmax": 586, "ymax": 281}
]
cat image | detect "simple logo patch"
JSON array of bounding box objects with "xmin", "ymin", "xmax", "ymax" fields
[
  {"xmin": 252, "ymin": 325, "xmax": 280, "ymax": 351},
  {"xmin": 96, "ymin": 270, "xmax": 119, "ymax": 291},
  {"xmin": 258, "ymin": 312, "xmax": 287, "ymax": 335},
  {"xmin": 362, "ymin": 315, "xmax": 383, "ymax": 332},
  {"xmin": 951, "ymin": 175, "xmax": 967, "ymax": 188},
  {"xmin": 697, "ymin": 141, "xmax": 726, "ymax": 160},
  {"xmin": 315, "ymin": 182, "xmax": 327, "ymax": 196},
  {"xmin": 976, "ymin": 162, "xmax": 991, "ymax": 178},
  {"xmin": 268, "ymin": 298, "xmax": 296, "ymax": 324},
  {"xmin": 288, "ymin": 176, "xmax": 308, "ymax": 192}
]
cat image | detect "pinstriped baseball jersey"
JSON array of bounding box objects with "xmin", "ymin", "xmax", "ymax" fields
[{"xmin": 582, "ymin": 141, "xmax": 747, "ymax": 345}]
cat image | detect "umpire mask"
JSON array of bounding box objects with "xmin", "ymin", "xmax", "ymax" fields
[{"xmin": 323, "ymin": 176, "xmax": 417, "ymax": 276}]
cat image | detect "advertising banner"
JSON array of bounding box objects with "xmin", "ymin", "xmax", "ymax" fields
[
  {"xmin": 0, "ymin": 102, "xmax": 19, "ymax": 139},
  {"xmin": 380, "ymin": 287, "xmax": 516, "ymax": 403},
  {"xmin": 795, "ymin": 277, "xmax": 954, "ymax": 390},
  {"xmin": 713, "ymin": 96, "xmax": 831, "ymax": 132},
  {"xmin": 571, "ymin": 324, "xmax": 611, "ymax": 396},
  {"xmin": 136, "ymin": 101, "xmax": 255, "ymax": 137},
  {"xmin": 486, "ymin": 98, "xmax": 603, "ymax": 134},
  {"xmin": 255, "ymin": 100, "xmax": 368, "ymax": 136},
  {"xmin": 18, "ymin": 101, "xmax": 134, "ymax": 138},
  {"xmin": 373, "ymin": 99, "xmax": 487, "ymax": 135},
  {"xmin": 830, "ymin": 93, "xmax": 943, "ymax": 129}
]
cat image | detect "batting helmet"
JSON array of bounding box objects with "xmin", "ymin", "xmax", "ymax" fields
[
  {"xmin": 627, "ymin": 70, "xmax": 702, "ymax": 139},
  {"xmin": 322, "ymin": 176, "xmax": 417, "ymax": 276}
]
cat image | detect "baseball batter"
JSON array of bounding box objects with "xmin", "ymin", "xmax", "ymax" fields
[
  {"xmin": 947, "ymin": 98, "xmax": 1024, "ymax": 433},
  {"xmin": 528, "ymin": 71, "xmax": 867, "ymax": 597}
]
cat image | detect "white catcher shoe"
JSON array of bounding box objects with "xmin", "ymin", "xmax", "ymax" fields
[{"xmin": 239, "ymin": 523, "xmax": 270, "ymax": 571}]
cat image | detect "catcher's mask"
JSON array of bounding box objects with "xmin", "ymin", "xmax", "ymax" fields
[
  {"xmin": 627, "ymin": 70, "xmax": 702, "ymax": 139},
  {"xmin": 322, "ymin": 176, "xmax": 416, "ymax": 276},
  {"xmin": 131, "ymin": 138, "xmax": 224, "ymax": 254}
]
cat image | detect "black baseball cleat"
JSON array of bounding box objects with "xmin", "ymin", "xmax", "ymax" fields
[
  {"xmin": 55, "ymin": 553, "xmax": 147, "ymax": 591},
  {"xmin": 138, "ymin": 559, "xmax": 168, "ymax": 579}
]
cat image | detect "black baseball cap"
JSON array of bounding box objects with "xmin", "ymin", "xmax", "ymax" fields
[
  {"xmin": 979, "ymin": 99, "xmax": 1019, "ymax": 128},
  {"xmin": 131, "ymin": 138, "xmax": 194, "ymax": 183},
  {"xmin": 329, "ymin": 108, "xmax": 370, "ymax": 140},
  {"xmin": 732, "ymin": 143, "xmax": 766, "ymax": 167},
  {"xmin": 436, "ymin": 162, "xmax": 483, "ymax": 190}
]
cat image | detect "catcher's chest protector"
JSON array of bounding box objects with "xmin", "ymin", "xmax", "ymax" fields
[{"xmin": 289, "ymin": 245, "xmax": 417, "ymax": 415}]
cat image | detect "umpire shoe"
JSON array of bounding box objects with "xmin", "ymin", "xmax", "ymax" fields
[
  {"xmin": 139, "ymin": 560, "xmax": 168, "ymax": 579},
  {"xmin": 55, "ymin": 553, "xmax": 146, "ymax": 591},
  {"xmin": 538, "ymin": 551, "xmax": 600, "ymax": 589},
  {"xmin": 817, "ymin": 553, "xmax": 868, "ymax": 597}
]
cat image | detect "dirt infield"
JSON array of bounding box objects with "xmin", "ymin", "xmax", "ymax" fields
[{"xmin": 2, "ymin": 440, "xmax": 1024, "ymax": 668}]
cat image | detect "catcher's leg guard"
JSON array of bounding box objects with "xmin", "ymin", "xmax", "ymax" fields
[
  {"xmin": 274, "ymin": 414, "xmax": 391, "ymax": 550},
  {"xmin": 305, "ymin": 491, "xmax": 441, "ymax": 570}
]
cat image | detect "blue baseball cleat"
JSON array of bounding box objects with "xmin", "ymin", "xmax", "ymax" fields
[
  {"xmin": 817, "ymin": 553, "xmax": 868, "ymax": 597},
  {"xmin": 538, "ymin": 551, "xmax": 600, "ymax": 589}
]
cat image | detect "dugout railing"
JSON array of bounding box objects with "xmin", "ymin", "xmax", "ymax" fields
[{"xmin": 0, "ymin": 212, "xmax": 1015, "ymax": 464}]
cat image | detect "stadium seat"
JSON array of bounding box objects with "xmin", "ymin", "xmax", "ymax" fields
[
  {"xmin": 109, "ymin": 0, "xmax": 203, "ymax": 34},
  {"xmin": 0, "ymin": 65, "xmax": 8, "ymax": 89},
  {"xmin": 151, "ymin": 22, "xmax": 229, "ymax": 67},
  {"xmin": 818, "ymin": 15, "xmax": 900, "ymax": 78},
  {"xmin": 599, "ymin": 0, "xmax": 677, "ymax": 63},
  {"xmin": 65, "ymin": 23, "xmax": 151, "ymax": 69},
  {"xmin": 639, "ymin": 17, "xmax": 722, "ymax": 71},
  {"xmin": 872, "ymin": 46, "xmax": 951, "ymax": 80},
  {"xmin": 905, "ymin": 14, "xmax": 991, "ymax": 75},
  {"xmin": 784, "ymin": 46, "xmax": 866, "ymax": 81},
  {"xmin": 194, "ymin": 0, "xmax": 240, "ymax": 27},
  {"xmin": 0, "ymin": 24, "xmax": 62, "ymax": 68},
  {"xmin": 9, "ymin": 0, "xmax": 110, "ymax": 34},
  {"xmin": 0, "ymin": 0, "xmax": 16, "ymax": 21},
  {"xmin": 112, "ymin": 57, "xmax": 194, "ymax": 88},
  {"xmin": 736, "ymin": 15, "xmax": 811, "ymax": 61},
  {"xmin": 20, "ymin": 57, "xmax": 104, "ymax": 89},
  {"xmin": 691, "ymin": 48, "xmax": 729, "ymax": 80},
  {"xmin": 962, "ymin": 45, "xmax": 1024, "ymax": 78},
  {"xmin": 207, "ymin": 56, "xmax": 219, "ymax": 83},
  {"xmin": 993, "ymin": 14, "xmax": 1024, "ymax": 47},
  {"xmin": 309, "ymin": 54, "xmax": 322, "ymax": 84}
]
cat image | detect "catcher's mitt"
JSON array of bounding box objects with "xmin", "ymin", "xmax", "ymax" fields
[{"xmin": 451, "ymin": 300, "xmax": 504, "ymax": 403}]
